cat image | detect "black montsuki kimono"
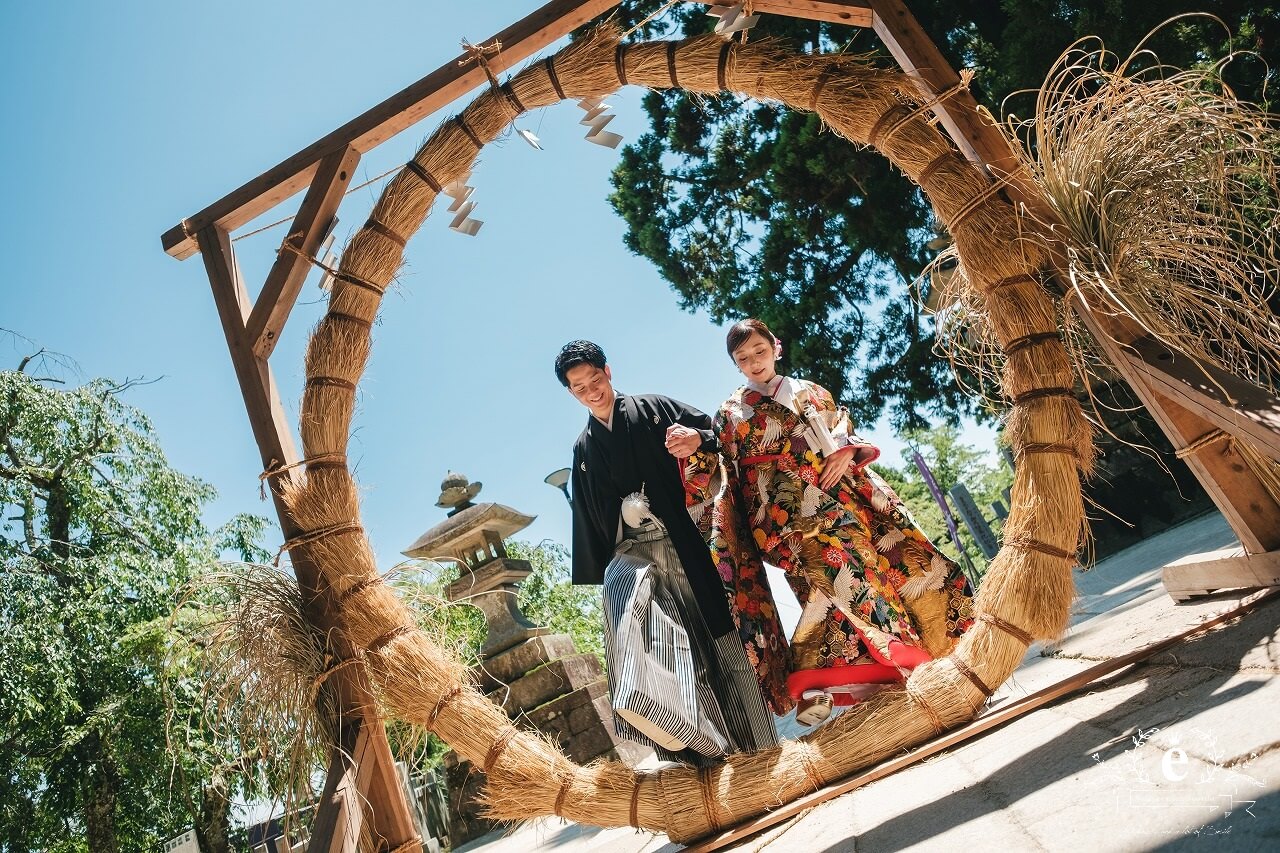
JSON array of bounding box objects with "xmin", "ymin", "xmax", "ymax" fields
[
  {"xmin": 570, "ymin": 393, "xmax": 778, "ymax": 760},
  {"xmin": 569, "ymin": 393, "xmax": 732, "ymax": 637}
]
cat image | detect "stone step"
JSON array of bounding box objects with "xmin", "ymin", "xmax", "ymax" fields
[
  {"xmin": 486, "ymin": 653, "xmax": 603, "ymax": 713},
  {"xmin": 471, "ymin": 633, "xmax": 577, "ymax": 693}
]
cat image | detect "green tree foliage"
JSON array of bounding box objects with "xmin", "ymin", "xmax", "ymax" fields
[
  {"xmin": 607, "ymin": 1, "xmax": 1277, "ymax": 430},
  {"xmin": 510, "ymin": 540, "xmax": 605, "ymax": 664},
  {"xmin": 0, "ymin": 350, "xmax": 268, "ymax": 852},
  {"xmin": 873, "ymin": 425, "xmax": 1013, "ymax": 574}
]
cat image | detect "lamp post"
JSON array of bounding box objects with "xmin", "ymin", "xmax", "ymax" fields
[{"xmin": 544, "ymin": 467, "xmax": 572, "ymax": 507}]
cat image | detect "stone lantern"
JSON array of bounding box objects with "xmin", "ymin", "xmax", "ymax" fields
[
  {"xmin": 403, "ymin": 472, "xmax": 547, "ymax": 657},
  {"xmin": 403, "ymin": 473, "xmax": 648, "ymax": 845}
]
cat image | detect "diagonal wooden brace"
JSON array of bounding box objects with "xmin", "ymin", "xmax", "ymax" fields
[{"xmin": 247, "ymin": 145, "xmax": 361, "ymax": 360}]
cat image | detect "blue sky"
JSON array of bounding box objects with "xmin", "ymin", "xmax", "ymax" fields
[{"xmin": 1, "ymin": 1, "xmax": 996, "ymax": 581}]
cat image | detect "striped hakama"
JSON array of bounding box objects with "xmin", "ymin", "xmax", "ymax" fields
[{"xmin": 602, "ymin": 521, "xmax": 779, "ymax": 763}]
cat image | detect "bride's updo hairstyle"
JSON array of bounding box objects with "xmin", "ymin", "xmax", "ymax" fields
[{"xmin": 726, "ymin": 318, "xmax": 777, "ymax": 358}]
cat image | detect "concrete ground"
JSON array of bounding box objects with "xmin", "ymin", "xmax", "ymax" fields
[{"xmin": 458, "ymin": 512, "xmax": 1280, "ymax": 852}]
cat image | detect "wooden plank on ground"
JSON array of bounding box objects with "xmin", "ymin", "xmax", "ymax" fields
[
  {"xmin": 163, "ymin": 0, "xmax": 621, "ymax": 260},
  {"xmin": 1164, "ymin": 548, "xmax": 1280, "ymax": 602},
  {"xmin": 247, "ymin": 145, "xmax": 361, "ymax": 360}
]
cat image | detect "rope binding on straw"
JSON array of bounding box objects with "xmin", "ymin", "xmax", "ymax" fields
[
  {"xmin": 1006, "ymin": 536, "xmax": 1076, "ymax": 560},
  {"xmin": 1017, "ymin": 442, "xmax": 1080, "ymax": 461},
  {"xmin": 335, "ymin": 574, "xmax": 385, "ymax": 608},
  {"xmin": 630, "ymin": 772, "xmax": 644, "ymax": 827},
  {"xmin": 615, "ymin": 42, "xmax": 629, "ymax": 85},
  {"xmin": 367, "ymin": 624, "xmax": 415, "ymax": 655},
  {"xmin": 1005, "ymin": 331, "xmax": 1062, "ymax": 356},
  {"xmin": 554, "ymin": 770, "xmax": 576, "ymax": 817},
  {"xmin": 326, "ymin": 310, "xmax": 373, "ymax": 329},
  {"xmin": 797, "ymin": 744, "xmax": 827, "ymax": 793},
  {"xmin": 809, "ymin": 65, "xmax": 835, "ymax": 112},
  {"xmin": 459, "ymin": 39, "xmax": 503, "ymax": 88},
  {"xmin": 698, "ymin": 767, "xmax": 721, "ymax": 831},
  {"xmin": 259, "ymin": 453, "xmax": 348, "ymax": 498},
  {"xmin": 948, "ymin": 170, "xmax": 1016, "ymax": 232},
  {"xmin": 978, "ymin": 612, "xmax": 1034, "ymax": 645},
  {"xmin": 1011, "ymin": 386, "xmax": 1074, "ymax": 405},
  {"xmin": 483, "ymin": 727, "xmax": 519, "ymax": 773},
  {"xmin": 988, "ymin": 272, "xmax": 1040, "ymax": 293},
  {"xmin": 916, "ymin": 151, "xmax": 957, "ymax": 188},
  {"xmin": 306, "ymin": 376, "xmax": 357, "ymax": 392},
  {"xmin": 906, "ymin": 682, "xmax": 946, "ymax": 735},
  {"xmin": 951, "ymin": 656, "xmax": 993, "ymax": 696},
  {"xmin": 274, "ymin": 521, "xmax": 363, "ymax": 566},
  {"xmin": 404, "ymin": 160, "xmax": 443, "ymax": 193},
  {"xmin": 868, "ymin": 103, "xmax": 913, "ymax": 149},
  {"xmin": 427, "ymin": 685, "xmax": 465, "ymax": 730},
  {"xmin": 454, "ymin": 116, "xmax": 484, "ymax": 151},
  {"xmin": 362, "ymin": 217, "xmax": 408, "ymax": 249},
  {"xmin": 310, "ymin": 656, "xmax": 362, "ymax": 698},
  {"xmin": 717, "ymin": 41, "xmax": 733, "ymax": 91},
  {"xmin": 543, "ymin": 56, "xmax": 566, "ymax": 100}
]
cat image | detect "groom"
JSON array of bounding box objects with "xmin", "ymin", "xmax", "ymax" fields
[{"xmin": 555, "ymin": 340, "xmax": 777, "ymax": 762}]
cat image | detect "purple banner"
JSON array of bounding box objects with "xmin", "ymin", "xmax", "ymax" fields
[{"xmin": 912, "ymin": 450, "xmax": 962, "ymax": 546}]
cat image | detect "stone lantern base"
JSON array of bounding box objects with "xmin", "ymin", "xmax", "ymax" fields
[{"xmin": 442, "ymin": 633, "xmax": 649, "ymax": 845}]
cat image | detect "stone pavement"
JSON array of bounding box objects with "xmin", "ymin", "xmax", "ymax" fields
[{"xmin": 457, "ymin": 512, "xmax": 1280, "ymax": 852}]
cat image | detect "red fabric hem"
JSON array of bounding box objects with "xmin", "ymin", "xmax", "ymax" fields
[{"xmin": 786, "ymin": 640, "xmax": 932, "ymax": 700}]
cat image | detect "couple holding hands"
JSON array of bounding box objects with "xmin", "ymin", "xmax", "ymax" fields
[{"xmin": 556, "ymin": 319, "xmax": 974, "ymax": 766}]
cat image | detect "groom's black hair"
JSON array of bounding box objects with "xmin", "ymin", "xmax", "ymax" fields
[{"xmin": 554, "ymin": 340, "xmax": 607, "ymax": 387}]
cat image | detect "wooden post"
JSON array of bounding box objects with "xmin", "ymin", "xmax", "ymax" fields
[{"xmin": 196, "ymin": 224, "xmax": 422, "ymax": 852}]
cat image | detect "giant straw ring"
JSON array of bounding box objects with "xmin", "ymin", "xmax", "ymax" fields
[{"xmin": 277, "ymin": 26, "xmax": 1090, "ymax": 844}]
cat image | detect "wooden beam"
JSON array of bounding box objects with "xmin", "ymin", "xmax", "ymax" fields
[
  {"xmin": 1120, "ymin": 336, "xmax": 1280, "ymax": 462},
  {"xmin": 753, "ymin": 0, "xmax": 873, "ymax": 27},
  {"xmin": 247, "ymin": 145, "xmax": 360, "ymax": 360},
  {"xmin": 1068, "ymin": 296, "xmax": 1280, "ymax": 555},
  {"xmin": 867, "ymin": 0, "xmax": 1012, "ymax": 171},
  {"xmin": 197, "ymin": 226, "xmax": 421, "ymax": 850},
  {"xmin": 197, "ymin": 225, "xmax": 299, "ymax": 468},
  {"xmin": 308, "ymin": 721, "xmax": 366, "ymax": 853},
  {"xmin": 1164, "ymin": 547, "xmax": 1280, "ymax": 602},
  {"xmin": 163, "ymin": 0, "xmax": 621, "ymax": 260}
]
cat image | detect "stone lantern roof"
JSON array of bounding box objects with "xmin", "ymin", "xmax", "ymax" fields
[{"xmin": 401, "ymin": 501, "xmax": 535, "ymax": 566}]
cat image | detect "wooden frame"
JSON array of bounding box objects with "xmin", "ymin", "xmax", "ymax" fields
[{"xmin": 164, "ymin": 1, "xmax": 1280, "ymax": 849}]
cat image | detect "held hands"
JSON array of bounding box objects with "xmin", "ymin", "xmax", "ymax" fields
[
  {"xmin": 818, "ymin": 446, "xmax": 855, "ymax": 490},
  {"xmin": 664, "ymin": 424, "xmax": 702, "ymax": 459}
]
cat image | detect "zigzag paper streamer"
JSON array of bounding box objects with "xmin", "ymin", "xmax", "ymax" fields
[
  {"xmin": 577, "ymin": 97, "xmax": 623, "ymax": 148},
  {"xmin": 443, "ymin": 173, "xmax": 483, "ymax": 236},
  {"xmin": 707, "ymin": 3, "xmax": 759, "ymax": 37}
]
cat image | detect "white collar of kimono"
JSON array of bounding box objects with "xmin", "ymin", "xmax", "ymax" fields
[
  {"xmin": 746, "ymin": 375, "xmax": 799, "ymax": 407},
  {"xmin": 592, "ymin": 393, "xmax": 622, "ymax": 431}
]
